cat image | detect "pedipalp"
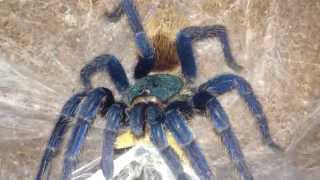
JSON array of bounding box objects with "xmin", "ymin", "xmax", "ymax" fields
[
  {"xmin": 145, "ymin": 103, "xmax": 190, "ymax": 180},
  {"xmin": 165, "ymin": 108, "xmax": 215, "ymax": 180}
]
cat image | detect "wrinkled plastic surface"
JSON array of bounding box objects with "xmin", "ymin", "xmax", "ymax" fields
[
  {"xmin": 0, "ymin": 0, "xmax": 320, "ymax": 179},
  {"xmin": 72, "ymin": 144, "xmax": 198, "ymax": 180}
]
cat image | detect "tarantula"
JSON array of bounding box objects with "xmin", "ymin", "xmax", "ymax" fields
[{"xmin": 36, "ymin": 0, "xmax": 281, "ymax": 180}]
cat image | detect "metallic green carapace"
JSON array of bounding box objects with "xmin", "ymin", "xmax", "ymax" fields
[{"xmin": 127, "ymin": 74, "xmax": 183, "ymax": 103}]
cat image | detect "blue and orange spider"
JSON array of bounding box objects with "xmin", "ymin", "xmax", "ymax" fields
[{"xmin": 36, "ymin": 0, "xmax": 281, "ymax": 180}]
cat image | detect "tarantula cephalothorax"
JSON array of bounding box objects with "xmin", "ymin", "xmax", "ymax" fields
[{"xmin": 36, "ymin": 0, "xmax": 281, "ymax": 180}]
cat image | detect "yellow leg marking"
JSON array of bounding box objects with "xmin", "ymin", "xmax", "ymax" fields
[{"xmin": 167, "ymin": 132, "xmax": 189, "ymax": 165}]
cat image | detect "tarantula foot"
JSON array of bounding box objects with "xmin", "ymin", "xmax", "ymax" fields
[{"xmin": 264, "ymin": 137, "xmax": 283, "ymax": 153}]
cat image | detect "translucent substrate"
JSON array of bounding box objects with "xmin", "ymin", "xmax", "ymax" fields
[{"xmin": 72, "ymin": 144, "xmax": 198, "ymax": 180}]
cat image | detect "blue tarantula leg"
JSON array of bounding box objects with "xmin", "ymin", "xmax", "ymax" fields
[
  {"xmin": 101, "ymin": 103, "xmax": 126, "ymax": 180},
  {"xmin": 122, "ymin": 0, "xmax": 144, "ymax": 34},
  {"xmin": 63, "ymin": 88, "xmax": 114, "ymax": 180},
  {"xmin": 207, "ymin": 97, "xmax": 253, "ymax": 180},
  {"xmin": 193, "ymin": 91, "xmax": 253, "ymax": 180},
  {"xmin": 165, "ymin": 109, "xmax": 215, "ymax": 180},
  {"xmin": 122, "ymin": 0, "xmax": 155, "ymax": 79},
  {"xmin": 145, "ymin": 103, "xmax": 190, "ymax": 180},
  {"xmin": 80, "ymin": 54, "xmax": 129, "ymax": 93},
  {"xmin": 199, "ymin": 74, "xmax": 282, "ymax": 151},
  {"xmin": 166, "ymin": 100, "xmax": 194, "ymax": 118},
  {"xmin": 128, "ymin": 102, "xmax": 146, "ymax": 136},
  {"xmin": 176, "ymin": 25, "xmax": 243, "ymax": 82},
  {"xmin": 36, "ymin": 92, "xmax": 86, "ymax": 180}
]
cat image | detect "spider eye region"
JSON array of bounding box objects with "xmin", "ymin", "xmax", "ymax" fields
[{"xmin": 127, "ymin": 74, "xmax": 183, "ymax": 103}]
